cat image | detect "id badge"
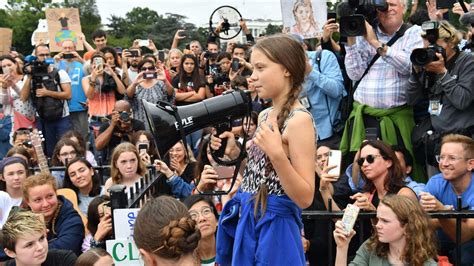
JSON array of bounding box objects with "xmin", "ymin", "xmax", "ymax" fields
[
  {"xmin": 428, "ymin": 100, "xmax": 443, "ymax": 116},
  {"xmin": 299, "ymin": 95, "xmax": 311, "ymax": 109}
]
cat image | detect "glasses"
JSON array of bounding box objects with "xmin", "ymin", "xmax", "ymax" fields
[
  {"xmin": 140, "ymin": 67, "xmax": 155, "ymax": 72},
  {"xmin": 37, "ymin": 53, "xmax": 50, "ymax": 57},
  {"xmin": 60, "ymin": 151, "xmax": 77, "ymax": 157},
  {"xmin": 436, "ymin": 155, "xmax": 470, "ymax": 164},
  {"xmin": 357, "ymin": 154, "xmax": 383, "ymax": 167},
  {"xmin": 189, "ymin": 206, "xmax": 213, "ymax": 220}
]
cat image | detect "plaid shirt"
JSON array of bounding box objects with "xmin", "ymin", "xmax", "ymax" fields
[{"xmin": 344, "ymin": 24, "xmax": 423, "ymax": 108}]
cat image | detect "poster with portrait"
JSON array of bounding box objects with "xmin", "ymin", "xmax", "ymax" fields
[
  {"xmin": 281, "ymin": 0, "xmax": 327, "ymax": 39},
  {"xmin": 45, "ymin": 8, "xmax": 84, "ymax": 52},
  {"xmin": 0, "ymin": 28, "xmax": 13, "ymax": 56}
]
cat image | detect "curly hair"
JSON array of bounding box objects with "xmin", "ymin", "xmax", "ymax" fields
[
  {"xmin": 360, "ymin": 140, "xmax": 406, "ymax": 194},
  {"xmin": 134, "ymin": 196, "xmax": 201, "ymax": 260},
  {"xmin": 367, "ymin": 195, "xmax": 437, "ymax": 265}
]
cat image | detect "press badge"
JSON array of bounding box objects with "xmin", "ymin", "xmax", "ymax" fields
[
  {"xmin": 299, "ymin": 95, "xmax": 311, "ymax": 109},
  {"xmin": 428, "ymin": 100, "xmax": 442, "ymax": 116}
]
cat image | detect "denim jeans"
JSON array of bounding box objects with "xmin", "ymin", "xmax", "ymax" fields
[{"xmin": 37, "ymin": 115, "xmax": 72, "ymax": 157}]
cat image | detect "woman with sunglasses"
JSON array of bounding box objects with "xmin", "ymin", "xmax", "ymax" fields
[
  {"xmin": 64, "ymin": 157, "xmax": 104, "ymax": 216},
  {"xmin": 321, "ymin": 140, "xmax": 417, "ymax": 213},
  {"xmin": 183, "ymin": 195, "xmax": 219, "ymax": 265},
  {"xmin": 126, "ymin": 59, "xmax": 174, "ymax": 131},
  {"xmin": 334, "ymin": 195, "xmax": 437, "ymax": 265}
]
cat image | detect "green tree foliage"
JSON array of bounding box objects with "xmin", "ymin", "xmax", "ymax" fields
[
  {"xmin": 106, "ymin": 9, "xmax": 207, "ymax": 50},
  {"xmin": 1, "ymin": 0, "xmax": 101, "ymax": 55},
  {"xmin": 264, "ymin": 24, "xmax": 283, "ymax": 36}
]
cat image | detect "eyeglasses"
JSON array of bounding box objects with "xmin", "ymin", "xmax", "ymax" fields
[
  {"xmin": 140, "ymin": 67, "xmax": 155, "ymax": 72},
  {"xmin": 59, "ymin": 151, "xmax": 77, "ymax": 157},
  {"xmin": 357, "ymin": 154, "xmax": 383, "ymax": 167},
  {"xmin": 37, "ymin": 53, "xmax": 50, "ymax": 57},
  {"xmin": 189, "ymin": 206, "xmax": 213, "ymax": 221},
  {"xmin": 435, "ymin": 155, "xmax": 470, "ymax": 164}
]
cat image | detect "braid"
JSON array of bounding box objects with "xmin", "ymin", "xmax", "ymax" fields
[
  {"xmin": 253, "ymin": 87, "xmax": 301, "ymax": 219},
  {"xmin": 49, "ymin": 201, "xmax": 63, "ymax": 236},
  {"xmin": 157, "ymin": 216, "xmax": 201, "ymax": 259}
]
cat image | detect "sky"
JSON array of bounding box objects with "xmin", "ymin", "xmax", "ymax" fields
[
  {"xmin": 95, "ymin": 0, "xmax": 284, "ymax": 26},
  {"xmin": 0, "ymin": 0, "xmax": 285, "ymax": 27}
]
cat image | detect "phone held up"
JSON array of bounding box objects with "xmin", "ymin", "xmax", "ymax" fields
[
  {"xmin": 327, "ymin": 150, "xmax": 342, "ymax": 176},
  {"xmin": 327, "ymin": 12, "xmax": 337, "ymax": 23}
]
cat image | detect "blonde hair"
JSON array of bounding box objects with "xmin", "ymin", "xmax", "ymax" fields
[
  {"xmin": 166, "ymin": 48, "xmax": 183, "ymax": 69},
  {"xmin": 442, "ymin": 134, "xmax": 474, "ymax": 159},
  {"xmin": 0, "ymin": 211, "xmax": 46, "ymax": 251},
  {"xmin": 22, "ymin": 173, "xmax": 57, "ymax": 200},
  {"xmin": 110, "ymin": 142, "xmax": 147, "ymax": 184},
  {"xmin": 438, "ymin": 20, "xmax": 461, "ymax": 46}
]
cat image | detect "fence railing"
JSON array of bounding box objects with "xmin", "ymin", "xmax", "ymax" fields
[{"xmin": 302, "ymin": 208, "xmax": 474, "ymax": 266}]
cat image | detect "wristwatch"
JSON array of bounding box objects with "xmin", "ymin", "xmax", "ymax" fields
[{"xmin": 376, "ymin": 43, "xmax": 386, "ymax": 56}]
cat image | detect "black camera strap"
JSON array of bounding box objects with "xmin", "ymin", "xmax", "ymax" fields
[{"xmin": 353, "ymin": 23, "xmax": 411, "ymax": 91}]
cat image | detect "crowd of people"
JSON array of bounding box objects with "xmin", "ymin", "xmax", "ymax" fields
[{"xmin": 0, "ymin": 0, "xmax": 473, "ymax": 265}]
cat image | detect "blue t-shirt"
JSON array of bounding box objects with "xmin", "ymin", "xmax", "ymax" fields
[
  {"xmin": 425, "ymin": 172, "xmax": 474, "ymax": 210},
  {"xmin": 57, "ymin": 60, "xmax": 86, "ymax": 112}
]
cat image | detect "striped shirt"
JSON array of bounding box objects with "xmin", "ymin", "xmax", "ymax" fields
[{"xmin": 344, "ymin": 24, "xmax": 423, "ymax": 108}]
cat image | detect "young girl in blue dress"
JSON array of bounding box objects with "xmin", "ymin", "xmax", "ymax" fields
[{"xmin": 212, "ymin": 34, "xmax": 316, "ymax": 265}]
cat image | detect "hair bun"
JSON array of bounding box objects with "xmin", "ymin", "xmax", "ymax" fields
[{"xmin": 159, "ymin": 216, "xmax": 200, "ymax": 259}]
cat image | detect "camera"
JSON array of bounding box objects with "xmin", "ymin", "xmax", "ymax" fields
[
  {"xmin": 410, "ymin": 21, "xmax": 446, "ymax": 66},
  {"xmin": 338, "ymin": 0, "xmax": 388, "ymax": 37},
  {"xmin": 119, "ymin": 111, "xmax": 131, "ymax": 122},
  {"xmin": 62, "ymin": 53, "xmax": 75, "ymax": 59},
  {"xmin": 203, "ymin": 50, "xmax": 218, "ymax": 60},
  {"xmin": 22, "ymin": 56, "xmax": 55, "ymax": 89}
]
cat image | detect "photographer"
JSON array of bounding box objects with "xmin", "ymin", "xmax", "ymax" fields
[
  {"xmin": 55, "ymin": 40, "xmax": 88, "ymax": 142},
  {"xmin": 95, "ymin": 100, "xmax": 144, "ymax": 163},
  {"xmin": 20, "ymin": 44, "xmax": 72, "ymax": 157},
  {"xmin": 407, "ymin": 21, "xmax": 474, "ymax": 166},
  {"xmin": 341, "ymin": 0, "xmax": 424, "ymax": 180}
]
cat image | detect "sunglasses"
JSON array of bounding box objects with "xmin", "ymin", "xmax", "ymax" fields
[
  {"xmin": 140, "ymin": 67, "xmax": 155, "ymax": 72},
  {"xmin": 357, "ymin": 154, "xmax": 383, "ymax": 167}
]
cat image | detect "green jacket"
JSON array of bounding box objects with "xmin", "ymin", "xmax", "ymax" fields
[{"xmin": 340, "ymin": 102, "xmax": 425, "ymax": 182}]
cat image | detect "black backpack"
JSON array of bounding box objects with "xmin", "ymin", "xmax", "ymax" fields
[{"xmin": 33, "ymin": 68, "xmax": 64, "ymax": 121}]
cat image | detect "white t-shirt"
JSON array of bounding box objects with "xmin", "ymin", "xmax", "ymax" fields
[
  {"xmin": 58, "ymin": 68, "xmax": 72, "ymax": 117},
  {"xmin": 0, "ymin": 191, "xmax": 22, "ymax": 227}
]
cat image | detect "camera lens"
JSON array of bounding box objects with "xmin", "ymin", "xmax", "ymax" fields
[
  {"xmin": 119, "ymin": 112, "xmax": 130, "ymax": 122},
  {"xmin": 410, "ymin": 48, "xmax": 437, "ymax": 66}
]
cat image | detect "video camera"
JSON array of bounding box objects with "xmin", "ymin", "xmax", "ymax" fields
[
  {"xmin": 22, "ymin": 55, "xmax": 55, "ymax": 89},
  {"xmin": 203, "ymin": 50, "xmax": 218, "ymax": 60},
  {"xmin": 338, "ymin": 0, "xmax": 388, "ymax": 36},
  {"xmin": 410, "ymin": 21, "xmax": 447, "ymax": 66}
]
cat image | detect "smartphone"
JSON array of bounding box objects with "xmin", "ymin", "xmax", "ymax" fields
[
  {"xmin": 327, "ymin": 12, "xmax": 337, "ymax": 23},
  {"xmin": 144, "ymin": 72, "xmax": 157, "ymax": 79},
  {"xmin": 328, "ymin": 150, "xmax": 342, "ymax": 176},
  {"xmin": 10, "ymin": 46, "xmax": 16, "ymax": 52},
  {"xmin": 138, "ymin": 143, "xmax": 148, "ymax": 154},
  {"xmin": 170, "ymin": 66, "xmax": 177, "ymax": 72},
  {"xmin": 436, "ymin": 0, "xmax": 456, "ymax": 9},
  {"xmin": 342, "ymin": 204, "xmax": 360, "ymax": 233},
  {"xmin": 100, "ymin": 201, "xmax": 111, "ymax": 216},
  {"xmin": 2, "ymin": 67, "xmax": 10, "ymax": 75},
  {"xmin": 231, "ymin": 58, "xmax": 240, "ymax": 72},
  {"xmin": 138, "ymin": 39, "xmax": 149, "ymax": 47},
  {"xmin": 115, "ymin": 47, "xmax": 123, "ymax": 54},
  {"xmin": 129, "ymin": 50, "xmax": 139, "ymax": 58},
  {"xmin": 185, "ymin": 44, "xmax": 190, "ymax": 50},
  {"xmin": 214, "ymin": 165, "xmax": 235, "ymax": 179},
  {"xmin": 365, "ymin": 127, "xmax": 378, "ymax": 141},
  {"xmin": 158, "ymin": 51, "xmax": 165, "ymax": 62},
  {"xmin": 179, "ymin": 30, "xmax": 187, "ymax": 38},
  {"xmin": 62, "ymin": 53, "xmax": 75, "ymax": 59},
  {"xmin": 94, "ymin": 57, "xmax": 104, "ymax": 71}
]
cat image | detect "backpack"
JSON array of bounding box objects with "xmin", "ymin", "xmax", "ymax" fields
[{"xmin": 33, "ymin": 68, "xmax": 64, "ymax": 121}]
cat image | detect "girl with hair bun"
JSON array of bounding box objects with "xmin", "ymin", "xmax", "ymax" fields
[
  {"xmin": 134, "ymin": 196, "xmax": 201, "ymax": 265},
  {"xmin": 210, "ymin": 34, "xmax": 316, "ymax": 265}
]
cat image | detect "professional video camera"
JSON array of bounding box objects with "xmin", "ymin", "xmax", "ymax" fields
[
  {"xmin": 338, "ymin": 0, "xmax": 388, "ymax": 36},
  {"xmin": 410, "ymin": 21, "xmax": 447, "ymax": 66},
  {"xmin": 22, "ymin": 55, "xmax": 55, "ymax": 89}
]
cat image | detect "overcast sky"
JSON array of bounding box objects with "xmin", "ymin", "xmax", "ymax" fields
[
  {"xmin": 95, "ymin": 0, "xmax": 284, "ymax": 26},
  {"xmin": 0, "ymin": 0, "xmax": 284, "ymax": 26}
]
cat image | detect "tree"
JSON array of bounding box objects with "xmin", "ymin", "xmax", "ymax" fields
[
  {"xmin": 63, "ymin": 0, "xmax": 102, "ymax": 41},
  {"xmin": 264, "ymin": 24, "xmax": 283, "ymax": 36}
]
